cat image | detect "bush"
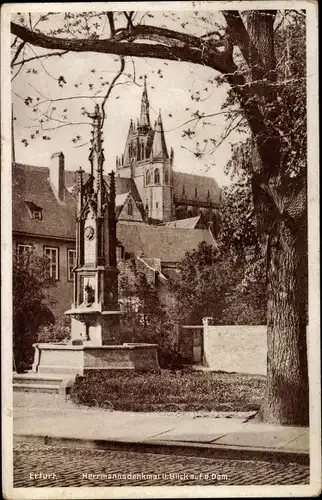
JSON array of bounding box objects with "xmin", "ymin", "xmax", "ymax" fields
[
  {"xmin": 70, "ymin": 370, "xmax": 265, "ymax": 412},
  {"xmin": 13, "ymin": 252, "xmax": 55, "ymax": 372},
  {"xmin": 37, "ymin": 315, "xmax": 71, "ymax": 343},
  {"xmin": 119, "ymin": 264, "xmax": 183, "ymax": 369}
]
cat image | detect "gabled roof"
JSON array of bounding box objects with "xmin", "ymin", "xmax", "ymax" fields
[
  {"xmin": 115, "ymin": 192, "xmax": 130, "ymax": 208},
  {"xmin": 165, "ymin": 215, "xmax": 203, "ymax": 229},
  {"xmin": 13, "ymin": 163, "xmax": 76, "ymax": 240},
  {"xmin": 117, "ymin": 222, "xmax": 213, "ymax": 263},
  {"xmin": 64, "ymin": 170, "xmax": 145, "ymax": 218},
  {"xmin": 173, "ymin": 171, "xmax": 221, "ymax": 205}
]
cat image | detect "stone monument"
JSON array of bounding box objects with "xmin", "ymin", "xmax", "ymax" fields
[{"xmin": 32, "ymin": 105, "xmax": 159, "ymax": 376}]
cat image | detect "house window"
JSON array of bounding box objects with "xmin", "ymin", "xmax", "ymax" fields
[
  {"xmin": 44, "ymin": 246, "xmax": 59, "ymax": 280},
  {"xmin": 17, "ymin": 244, "xmax": 32, "ymax": 262},
  {"xmin": 67, "ymin": 249, "xmax": 76, "ymax": 281},
  {"xmin": 154, "ymin": 168, "xmax": 160, "ymax": 184},
  {"xmin": 146, "ymin": 170, "xmax": 151, "ymax": 185},
  {"xmin": 33, "ymin": 210, "xmax": 42, "ymax": 220},
  {"xmin": 128, "ymin": 199, "xmax": 133, "ymax": 216}
]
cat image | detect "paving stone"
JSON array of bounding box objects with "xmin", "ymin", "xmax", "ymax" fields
[
  {"xmin": 213, "ymin": 429, "xmax": 308, "ymax": 450},
  {"xmin": 13, "ymin": 443, "xmax": 310, "ymax": 487},
  {"xmin": 281, "ymin": 433, "xmax": 309, "ymax": 451}
]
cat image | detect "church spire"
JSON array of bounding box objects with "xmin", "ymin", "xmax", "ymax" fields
[
  {"xmin": 139, "ymin": 75, "xmax": 150, "ymax": 128},
  {"xmin": 151, "ymin": 110, "xmax": 168, "ymax": 159}
]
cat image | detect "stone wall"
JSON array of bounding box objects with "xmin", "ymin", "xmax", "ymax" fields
[{"xmin": 203, "ymin": 325, "xmax": 267, "ymax": 375}]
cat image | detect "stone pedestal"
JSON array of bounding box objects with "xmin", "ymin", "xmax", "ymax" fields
[
  {"xmin": 65, "ymin": 307, "xmax": 123, "ymax": 345},
  {"xmin": 32, "ymin": 343, "xmax": 160, "ymax": 375}
]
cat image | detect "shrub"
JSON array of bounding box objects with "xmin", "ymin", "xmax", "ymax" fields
[
  {"xmin": 70, "ymin": 370, "xmax": 265, "ymax": 412},
  {"xmin": 119, "ymin": 264, "xmax": 183, "ymax": 368},
  {"xmin": 13, "ymin": 251, "xmax": 55, "ymax": 372}
]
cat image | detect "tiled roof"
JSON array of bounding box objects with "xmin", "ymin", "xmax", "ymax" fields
[
  {"xmin": 165, "ymin": 215, "xmax": 202, "ymax": 229},
  {"xmin": 62, "ymin": 170, "xmax": 144, "ymax": 217},
  {"xmin": 117, "ymin": 222, "xmax": 213, "ymax": 263},
  {"xmin": 173, "ymin": 171, "xmax": 221, "ymax": 205},
  {"xmin": 13, "ymin": 163, "xmax": 76, "ymax": 240},
  {"xmin": 115, "ymin": 192, "xmax": 129, "ymax": 207}
]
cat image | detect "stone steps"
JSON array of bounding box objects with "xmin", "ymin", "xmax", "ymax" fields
[{"xmin": 13, "ymin": 373, "xmax": 74, "ymax": 395}]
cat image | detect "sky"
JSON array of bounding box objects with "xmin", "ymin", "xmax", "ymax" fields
[{"xmin": 11, "ymin": 10, "xmax": 243, "ymax": 188}]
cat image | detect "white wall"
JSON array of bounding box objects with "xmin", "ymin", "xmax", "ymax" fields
[{"xmin": 203, "ymin": 325, "xmax": 267, "ymax": 375}]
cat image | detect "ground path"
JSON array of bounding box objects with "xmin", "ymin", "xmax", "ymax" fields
[{"xmin": 14, "ymin": 443, "xmax": 309, "ymax": 487}]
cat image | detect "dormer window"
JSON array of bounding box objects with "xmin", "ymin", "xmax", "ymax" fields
[{"xmin": 25, "ymin": 201, "xmax": 43, "ymax": 221}]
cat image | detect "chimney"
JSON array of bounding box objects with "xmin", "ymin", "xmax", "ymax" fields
[{"xmin": 50, "ymin": 152, "xmax": 65, "ymax": 202}]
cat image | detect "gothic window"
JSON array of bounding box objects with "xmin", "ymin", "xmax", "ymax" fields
[
  {"xmin": 154, "ymin": 168, "xmax": 160, "ymax": 184},
  {"xmin": 128, "ymin": 199, "xmax": 133, "ymax": 216},
  {"xmin": 156, "ymin": 202, "xmax": 159, "ymax": 208},
  {"xmin": 141, "ymin": 142, "xmax": 144, "ymax": 160},
  {"xmin": 146, "ymin": 170, "xmax": 151, "ymax": 185},
  {"xmin": 165, "ymin": 170, "xmax": 169, "ymax": 184}
]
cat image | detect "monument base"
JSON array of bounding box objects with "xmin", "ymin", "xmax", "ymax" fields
[{"xmin": 32, "ymin": 343, "xmax": 160, "ymax": 375}]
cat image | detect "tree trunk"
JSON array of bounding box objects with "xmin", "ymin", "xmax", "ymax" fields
[{"xmin": 261, "ymin": 217, "xmax": 308, "ymax": 425}]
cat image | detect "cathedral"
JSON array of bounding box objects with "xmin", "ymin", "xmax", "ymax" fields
[{"xmin": 115, "ymin": 77, "xmax": 221, "ymax": 233}]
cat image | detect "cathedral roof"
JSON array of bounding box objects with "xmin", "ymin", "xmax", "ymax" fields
[
  {"xmin": 173, "ymin": 171, "xmax": 221, "ymax": 205},
  {"xmin": 65, "ymin": 170, "xmax": 145, "ymax": 218},
  {"xmin": 117, "ymin": 222, "xmax": 213, "ymax": 263},
  {"xmin": 165, "ymin": 215, "xmax": 204, "ymax": 229},
  {"xmin": 151, "ymin": 111, "xmax": 168, "ymax": 160}
]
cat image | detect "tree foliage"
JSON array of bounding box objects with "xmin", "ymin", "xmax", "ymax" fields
[
  {"xmin": 171, "ymin": 241, "xmax": 266, "ymax": 326},
  {"xmin": 13, "ymin": 251, "xmax": 55, "ymax": 371},
  {"xmin": 118, "ymin": 262, "xmax": 181, "ymax": 368}
]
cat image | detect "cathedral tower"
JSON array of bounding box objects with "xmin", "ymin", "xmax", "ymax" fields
[{"xmin": 116, "ymin": 77, "xmax": 173, "ymax": 222}]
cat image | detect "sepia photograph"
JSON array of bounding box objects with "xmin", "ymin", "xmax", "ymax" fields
[{"xmin": 1, "ymin": 1, "xmax": 320, "ymax": 498}]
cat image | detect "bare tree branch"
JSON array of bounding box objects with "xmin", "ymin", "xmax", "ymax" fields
[
  {"xmin": 11, "ymin": 21, "xmax": 231, "ymax": 73},
  {"xmin": 11, "ymin": 40, "xmax": 26, "ymax": 66},
  {"xmin": 101, "ymin": 56, "xmax": 125, "ymax": 128},
  {"xmin": 107, "ymin": 12, "xmax": 115, "ymax": 35},
  {"xmin": 11, "ymin": 50, "xmax": 69, "ymax": 67}
]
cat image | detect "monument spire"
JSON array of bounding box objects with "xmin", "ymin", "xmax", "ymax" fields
[
  {"xmin": 88, "ymin": 104, "xmax": 105, "ymax": 216},
  {"xmin": 139, "ymin": 75, "xmax": 150, "ymax": 128}
]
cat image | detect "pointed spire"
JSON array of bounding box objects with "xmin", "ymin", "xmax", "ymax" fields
[
  {"xmin": 139, "ymin": 75, "xmax": 150, "ymax": 128},
  {"xmin": 151, "ymin": 110, "xmax": 168, "ymax": 159}
]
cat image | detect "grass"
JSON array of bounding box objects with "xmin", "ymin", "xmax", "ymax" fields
[{"xmin": 70, "ymin": 369, "xmax": 266, "ymax": 412}]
